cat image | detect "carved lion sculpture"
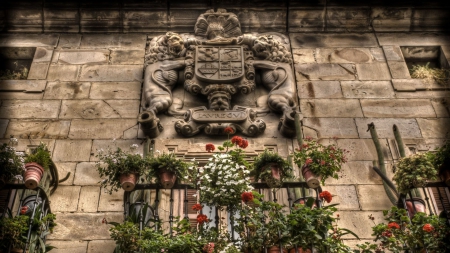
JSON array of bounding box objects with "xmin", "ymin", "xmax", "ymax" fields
[
  {"xmin": 145, "ymin": 32, "xmax": 187, "ymax": 65},
  {"xmin": 252, "ymin": 35, "xmax": 292, "ymax": 64}
]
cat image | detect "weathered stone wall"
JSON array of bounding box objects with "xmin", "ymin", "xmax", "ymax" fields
[{"xmin": 1, "ymin": 2, "xmax": 450, "ymax": 252}]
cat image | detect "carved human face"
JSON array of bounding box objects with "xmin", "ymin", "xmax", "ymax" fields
[
  {"xmin": 253, "ymin": 37, "xmax": 271, "ymax": 59},
  {"xmin": 167, "ymin": 34, "xmax": 185, "ymax": 56},
  {"xmin": 209, "ymin": 93, "xmax": 230, "ymax": 110}
]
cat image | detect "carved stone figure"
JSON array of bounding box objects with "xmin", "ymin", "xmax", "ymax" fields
[{"xmin": 139, "ymin": 9, "xmax": 298, "ymax": 138}]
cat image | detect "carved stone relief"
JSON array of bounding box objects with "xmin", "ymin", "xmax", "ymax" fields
[{"xmin": 139, "ymin": 8, "xmax": 299, "ymax": 138}]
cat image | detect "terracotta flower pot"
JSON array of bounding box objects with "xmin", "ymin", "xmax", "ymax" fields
[
  {"xmin": 301, "ymin": 165, "xmax": 321, "ymax": 189},
  {"xmin": 23, "ymin": 162, "xmax": 45, "ymax": 189},
  {"xmin": 119, "ymin": 173, "xmax": 138, "ymax": 191},
  {"xmin": 159, "ymin": 169, "xmax": 177, "ymax": 189},
  {"xmin": 268, "ymin": 246, "xmax": 287, "ymax": 253},
  {"xmin": 405, "ymin": 197, "xmax": 426, "ymax": 218},
  {"xmin": 289, "ymin": 248, "xmax": 311, "ymax": 253},
  {"xmin": 262, "ymin": 163, "xmax": 283, "ymax": 188}
]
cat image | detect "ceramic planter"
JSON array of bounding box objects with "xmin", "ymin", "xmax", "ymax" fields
[
  {"xmin": 159, "ymin": 169, "xmax": 177, "ymax": 189},
  {"xmin": 23, "ymin": 162, "xmax": 45, "ymax": 189},
  {"xmin": 119, "ymin": 173, "xmax": 138, "ymax": 191},
  {"xmin": 268, "ymin": 246, "xmax": 287, "ymax": 253},
  {"xmin": 262, "ymin": 163, "xmax": 283, "ymax": 188},
  {"xmin": 301, "ymin": 165, "xmax": 321, "ymax": 189},
  {"xmin": 289, "ymin": 248, "xmax": 311, "ymax": 253},
  {"xmin": 405, "ymin": 197, "xmax": 426, "ymax": 218}
]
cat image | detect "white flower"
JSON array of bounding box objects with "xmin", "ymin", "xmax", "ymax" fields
[
  {"xmin": 130, "ymin": 144, "xmax": 139, "ymax": 150},
  {"xmin": 8, "ymin": 158, "xmax": 14, "ymax": 163}
]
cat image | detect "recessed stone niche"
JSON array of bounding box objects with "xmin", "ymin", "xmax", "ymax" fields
[
  {"xmin": 0, "ymin": 47, "xmax": 36, "ymax": 80},
  {"xmin": 400, "ymin": 46, "xmax": 449, "ymax": 70}
]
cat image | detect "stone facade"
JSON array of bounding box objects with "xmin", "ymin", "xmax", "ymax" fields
[{"xmin": 1, "ymin": 1, "xmax": 449, "ymax": 252}]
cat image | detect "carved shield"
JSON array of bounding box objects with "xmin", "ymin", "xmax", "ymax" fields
[{"xmin": 195, "ymin": 46, "xmax": 244, "ymax": 83}]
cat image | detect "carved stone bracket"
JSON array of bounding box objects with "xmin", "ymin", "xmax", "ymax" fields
[{"xmin": 175, "ymin": 106, "xmax": 266, "ymax": 137}]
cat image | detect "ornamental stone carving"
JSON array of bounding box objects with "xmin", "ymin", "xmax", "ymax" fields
[{"xmin": 139, "ymin": 9, "xmax": 298, "ymax": 138}]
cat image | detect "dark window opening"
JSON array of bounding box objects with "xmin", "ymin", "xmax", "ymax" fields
[
  {"xmin": 0, "ymin": 47, "xmax": 36, "ymax": 80},
  {"xmin": 401, "ymin": 46, "xmax": 449, "ymax": 84}
]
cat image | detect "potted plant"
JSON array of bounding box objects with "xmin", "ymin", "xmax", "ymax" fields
[
  {"xmin": 0, "ymin": 209, "xmax": 29, "ymax": 252},
  {"xmin": 96, "ymin": 144, "xmax": 149, "ymax": 193},
  {"xmin": 0, "ymin": 142, "xmax": 25, "ymax": 189},
  {"xmin": 23, "ymin": 143, "xmax": 52, "ymax": 190},
  {"xmin": 148, "ymin": 152, "xmax": 190, "ymax": 189},
  {"xmin": 198, "ymin": 132, "xmax": 253, "ymax": 207},
  {"xmin": 293, "ymin": 138, "xmax": 347, "ymax": 188},
  {"xmin": 370, "ymin": 206, "xmax": 450, "ymax": 253},
  {"xmin": 432, "ymin": 141, "xmax": 450, "ymax": 186},
  {"xmin": 392, "ymin": 153, "xmax": 437, "ymax": 194},
  {"xmin": 252, "ymin": 149, "xmax": 294, "ymax": 188}
]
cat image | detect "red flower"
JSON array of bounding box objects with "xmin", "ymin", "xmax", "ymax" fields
[
  {"xmin": 192, "ymin": 203, "xmax": 202, "ymax": 211},
  {"xmin": 319, "ymin": 191, "xmax": 332, "ymax": 203},
  {"xmin": 241, "ymin": 192, "xmax": 254, "ymax": 202},
  {"xmin": 423, "ymin": 224, "xmax": 434, "ymax": 233},
  {"xmin": 20, "ymin": 206, "xmax": 28, "ymax": 215},
  {"xmin": 205, "ymin": 143, "xmax": 215, "ymax": 153},
  {"xmin": 320, "ymin": 160, "xmax": 326, "ymax": 165},
  {"xmin": 224, "ymin": 127, "xmax": 234, "ymax": 134},
  {"xmin": 203, "ymin": 242, "xmax": 215, "ymax": 253},
  {"xmin": 388, "ymin": 222, "xmax": 400, "ymax": 230},
  {"xmin": 382, "ymin": 231, "xmax": 392, "ymax": 237},
  {"xmin": 305, "ymin": 158, "xmax": 313, "ymax": 165},
  {"xmin": 231, "ymin": 136, "xmax": 243, "ymax": 146},
  {"xmin": 239, "ymin": 139, "xmax": 248, "ymax": 149},
  {"xmin": 197, "ymin": 214, "xmax": 209, "ymax": 224}
]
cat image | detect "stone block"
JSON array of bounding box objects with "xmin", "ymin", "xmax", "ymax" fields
[
  {"xmin": 417, "ymin": 118, "xmax": 450, "ymax": 139},
  {"xmin": 382, "ymin": 46, "xmax": 404, "ymax": 61},
  {"xmin": 80, "ymin": 34, "xmax": 147, "ymax": 49},
  {"xmin": 1, "ymin": 139, "xmax": 55, "ymax": 153},
  {"xmin": 5, "ymin": 119, "xmax": 70, "ymax": 139},
  {"xmin": 391, "ymin": 79, "xmax": 443, "ymax": 91},
  {"xmin": 44, "ymin": 81, "xmax": 91, "ymax": 99},
  {"xmin": 300, "ymin": 99, "xmax": 363, "ymax": 117},
  {"xmin": 387, "ymin": 61, "xmax": 410, "ymax": 79},
  {"xmin": 4, "ymin": 8, "xmax": 43, "ymax": 32},
  {"xmin": 53, "ymin": 140, "xmax": 92, "ymax": 162},
  {"xmin": 90, "ymin": 140, "xmax": 145, "ymax": 161},
  {"xmin": 0, "ymin": 80, "xmax": 46, "ymax": 92},
  {"xmin": 123, "ymin": 10, "xmax": 168, "ymax": 33},
  {"xmin": 0, "ymin": 34, "xmax": 59, "ymax": 47},
  {"xmin": 0, "ymin": 92, "xmax": 43, "ymax": 100},
  {"xmin": 47, "ymin": 65, "xmax": 80, "ymax": 81},
  {"xmin": 73, "ymin": 162, "xmax": 102, "ymax": 186},
  {"xmin": 48, "ymin": 212, "xmax": 123, "ymax": 240},
  {"xmin": 98, "ymin": 190, "xmax": 124, "ymax": 212},
  {"xmin": 357, "ymin": 185, "xmax": 394, "ymax": 211},
  {"xmin": 80, "ymin": 9, "xmax": 121, "ymax": 33},
  {"xmin": 110, "ymin": 49, "xmax": 145, "ymax": 65},
  {"xmin": 326, "ymin": 7, "xmax": 370, "ymax": 32},
  {"xmin": 337, "ymin": 211, "xmax": 385, "ymax": 239},
  {"xmin": 315, "ymin": 48, "xmax": 374, "ymax": 64},
  {"xmin": 290, "ymin": 33, "xmax": 378, "ymax": 48},
  {"xmin": 321, "ymin": 185, "xmax": 359, "ymax": 210},
  {"xmin": 326, "ymin": 161, "xmax": 384, "ymax": 185},
  {"xmin": 78, "ymin": 186, "xmax": 100, "ymax": 212},
  {"xmin": 79, "ymin": 65, "xmax": 143, "ymax": 82},
  {"xmin": 295, "ymin": 63, "xmax": 355, "ymax": 81},
  {"xmin": 69, "ymin": 119, "xmax": 138, "ymax": 139},
  {"xmin": 355, "ymin": 118, "xmax": 422, "ymax": 139},
  {"xmin": 361, "ymin": 99, "xmax": 436, "ymax": 118},
  {"xmin": 45, "ymin": 240, "xmax": 88, "ymax": 253},
  {"xmin": 292, "ymin": 49, "xmax": 316, "ymax": 64},
  {"xmin": 377, "ymin": 33, "xmax": 450, "ymax": 46},
  {"xmin": 89, "ymin": 82, "xmax": 141, "ymax": 100},
  {"xmin": 0, "ymin": 120, "xmax": 8, "ymax": 138},
  {"xmin": 58, "ymin": 49, "xmax": 109, "ymax": 65},
  {"xmin": 49, "ymin": 186, "xmax": 81, "ymax": 212},
  {"xmin": 60, "ymin": 100, "xmax": 140, "ymax": 119},
  {"xmin": 341, "ymin": 81, "xmax": 395, "ymax": 98},
  {"xmin": 43, "ymin": 8, "xmax": 79, "ymax": 33},
  {"xmin": 33, "ymin": 47, "xmax": 54, "ymax": 63},
  {"xmin": 297, "ymin": 80, "xmax": 342, "ymax": 98},
  {"xmin": 54, "ymin": 162, "xmax": 76, "ymax": 185},
  {"xmin": 0, "ymin": 100, "xmax": 60, "ymax": 119},
  {"xmin": 302, "ymin": 118, "xmax": 359, "ymax": 138},
  {"xmin": 395, "ymin": 90, "xmax": 450, "ymax": 99},
  {"xmin": 87, "ymin": 240, "xmax": 116, "ymax": 253},
  {"xmin": 27, "ymin": 62, "xmax": 50, "ymax": 80},
  {"xmin": 335, "ymin": 138, "xmax": 391, "ymax": 161},
  {"xmin": 371, "ymin": 7, "xmax": 412, "ymax": 32},
  {"xmin": 411, "ymin": 8, "xmax": 450, "ymax": 31},
  {"xmin": 288, "ymin": 8, "xmax": 325, "ymax": 32},
  {"xmin": 223, "ymin": 8, "xmax": 287, "ymax": 33},
  {"xmin": 58, "ymin": 34, "xmax": 82, "ymax": 48},
  {"xmin": 356, "ymin": 63, "xmax": 391, "ymax": 80},
  {"xmin": 431, "ymin": 98, "xmax": 450, "ymax": 117},
  {"xmin": 369, "ymin": 48, "xmax": 386, "ymax": 62}
]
